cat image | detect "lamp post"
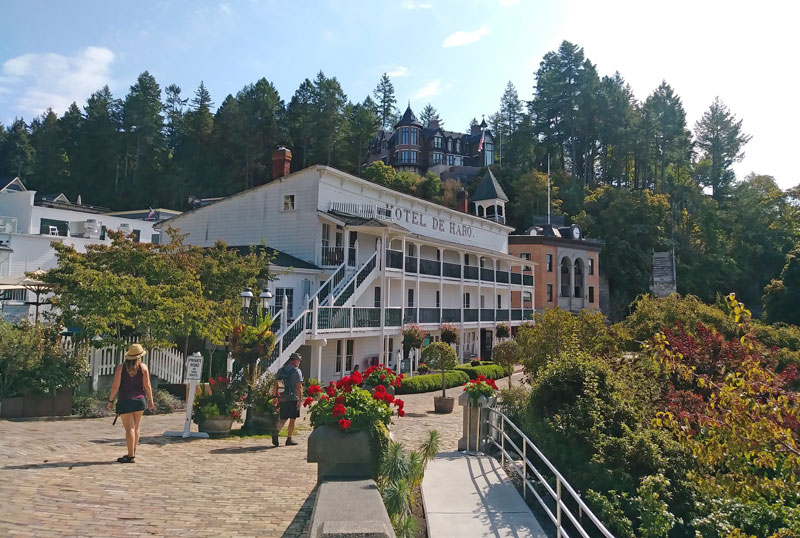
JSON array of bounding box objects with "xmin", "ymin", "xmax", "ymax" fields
[{"xmin": 240, "ymin": 286, "xmax": 273, "ymax": 322}]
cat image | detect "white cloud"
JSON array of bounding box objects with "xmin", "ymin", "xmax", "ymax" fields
[
  {"xmin": 0, "ymin": 46, "xmax": 115, "ymax": 119},
  {"xmin": 405, "ymin": 1, "xmax": 432, "ymax": 8},
  {"xmin": 219, "ymin": 2, "xmax": 232, "ymax": 14},
  {"xmin": 387, "ymin": 66, "xmax": 409, "ymax": 78},
  {"xmin": 414, "ymin": 80, "xmax": 441, "ymax": 99},
  {"xmin": 442, "ymin": 26, "xmax": 490, "ymax": 48}
]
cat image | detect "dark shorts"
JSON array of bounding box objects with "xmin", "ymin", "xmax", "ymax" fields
[
  {"xmin": 116, "ymin": 398, "xmax": 146, "ymax": 415},
  {"xmin": 279, "ymin": 400, "xmax": 300, "ymax": 420}
]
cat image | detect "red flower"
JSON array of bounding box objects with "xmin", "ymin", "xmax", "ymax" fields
[
  {"xmin": 398, "ymin": 409, "xmax": 405, "ymax": 417},
  {"xmin": 303, "ymin": 397, "xmax": 314, "ymax": 407},
  {"xmin": 307, "ymin": 385, "xmax": 322, "ymax": 396},
  {"xmin": 332, "ymin": 404, "xmax": 347, "ymax": 418},
  {"xmin": 350, "ymin": 371, "xmax": 363, "ymax": 385},
  {"xmin": 231, "ymin": 410, "xmax": 241, "ymax": 419},
  {"xmin": 209, "ymin": 378, "xmax": 216, "ymax": 386},
  {"xmin": 319, "ymin": 395, "xmax": 330, "ymax": 401},
  {"xmin": 398, "ymin": 374, "xmax": 404, "ymax": 379},
  {"xmin": 338, "ymin": 419, "xmax": 351, "ymax": 430},
  {"xmin": 382, "ymin": 393, "xmax": 394, "ymax": 404},
  {"xmin": 335, "ymin": 395, "xmax": 345, "ymax": 405},
  {"xmin": 373, "ymin": 391, "xmax": 385, "ymax": 401},
  {"xmin": 326, "ymin": 384, "xmax": 336, "ymax": 397},
  {"xmin": 375, "ymin": 384, "xmax": 386, "ymax": 393},
  {"xmin": 394, "ymin": 399, "xmax": 404, "ymax": 410},
  {"xmin": 379, "ymin": 374, "xmax": 386, "ymax": 380}
]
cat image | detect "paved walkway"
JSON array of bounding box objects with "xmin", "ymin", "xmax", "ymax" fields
[
  {"xmin": 0, "ymin": 369, "xmax": 527, "ymax": 537},
  {"xmin": 422, "ymin": 452, "xmax": 546, "ymax": 538}
]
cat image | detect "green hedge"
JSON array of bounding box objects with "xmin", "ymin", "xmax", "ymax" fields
[
  {"xmin": 454, "ymin": 364, "xmax": 506, "ymax": 380},
  {"xmin": 478, "ymin": 361, "xmax": 513, "ymax": 377},
  {"xmin": 395, "ymin": 370, "xmax": 470, "ymax": 394}
]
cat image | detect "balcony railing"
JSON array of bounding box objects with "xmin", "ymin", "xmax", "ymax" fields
[
  {"xmin": 321, "ymin": 246, "xmax": 344, "ymax": 266},
  {"xmin": 405, "ymin": 256, "xmax": 418, "ymax": 273},
  {"xmin": 419, "ymin": 308, "xmax": 440, "ymax": 324},
  {"xmin": 464, "ymin": 266, "xmax": 478, "ymax": 280},
  {"xmin": 464, "ymin": 309, "xmax": 478, "ymax": 322},
  {"xmin": 510, "ymin": 272, "xmax": 522, "ymax": 285},
  {"xmin": 385, "ymin": 308, "xmax": 402, "ymax": 327},
  {"xmin": 480, "ymin": 268, "xmax": 495, "ymax": 282},
  {"xmin": 511, "ymin": 309, "xmax": 523, "ymax": 321},
  {"xmin": 496, "ymin": 310, "xmax": 509, "ymax": 321},
  {"xmin": 386, "ymin": 249, "xmax": 403, "ymax": 269},
  {"xmin": 318, "ymin": 307, "xmax": 351, "ymax": 330},
  {"xmin": 523, "ymin": 275, "xmax": 533, "ymax": 286},
  {"xmin": 403, "ymin": 308, "xmax": 417, "ymax": 324},
  {"xmin": 480, "ymin": 308, "xmax": 495, "ymax": 321},
  {"xmin": 442, "ymin": 308, "xmax": 461, "ymax": 323},
  {"xmin": 442, "ymin": 262, "xmax": 461, "ymax": 279},
  {"xmin": 496, "ymin": 271, "xmax": 509, "ymax": 284},
  {"xmin": 419, "ymin": 258, "xmax": 440, "ymax": 276},
  {"xmin": 353, "ymin": 307, "xmax": 380, "ymax": 328}
]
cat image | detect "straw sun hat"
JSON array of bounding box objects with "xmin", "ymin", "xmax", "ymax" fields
[{"xmin": 125, "ymin": 343, "xmax": 146, "ymax": 358}]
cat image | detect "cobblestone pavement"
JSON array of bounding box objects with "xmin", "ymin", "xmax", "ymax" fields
[{"xmin": 0, "ymin": 369, "xmax": 525, "ymax": 537}]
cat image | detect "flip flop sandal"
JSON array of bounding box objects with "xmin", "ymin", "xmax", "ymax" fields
[{"xmin": 117, "ymin": 455, "xmax": 135, "ymax": 463}]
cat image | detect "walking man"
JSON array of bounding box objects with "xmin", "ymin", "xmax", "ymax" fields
[{"xmin": 273, "ymin": 353, "xmax": 304, "ymax": 446}]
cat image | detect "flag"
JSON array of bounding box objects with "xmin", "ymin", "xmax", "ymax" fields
[
  {"xmin": 146, "ymin": 207, "xmax": 156, "ymax": 221},
  {"xmin": 477, "ymin": 131, "xmax": 485, "ymax": 153}
]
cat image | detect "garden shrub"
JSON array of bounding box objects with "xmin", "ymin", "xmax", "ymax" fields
[
  {"xmin": 496, "ymin": 385, "xmax": 530, "ymax": 423},
  {"xmin": 394, "ymin": 371, "xmax": 469, "ymax": 394},
  {"xmin": 150, "ymin": 389, "xmax": 182, "ymax": 414},
  {"xmin": 72, "ymin": 390, "xmax": 113, "ymax": 418},
  {"xmin": 454, "ymin": 364, "xmax": 505, "ymax": 380}
]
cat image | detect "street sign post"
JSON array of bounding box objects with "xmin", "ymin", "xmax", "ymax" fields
[{"xmin": 164, "ymin": 352, "xmax": 210, "ymax": 439}]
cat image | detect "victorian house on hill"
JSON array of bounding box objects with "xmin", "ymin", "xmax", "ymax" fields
[{"xmin": 365, "ymin": 105, "xmax": 495, "ymax": 182}]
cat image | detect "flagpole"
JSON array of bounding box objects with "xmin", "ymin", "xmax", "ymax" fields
[{"xmin": 547, "ymin": 153, "xmax": 551, "ymax": 226}]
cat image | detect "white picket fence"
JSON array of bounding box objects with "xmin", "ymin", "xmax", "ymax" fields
[{"xmin": 62, "ymin": 336, "xmax": 185, "ymax": 388}]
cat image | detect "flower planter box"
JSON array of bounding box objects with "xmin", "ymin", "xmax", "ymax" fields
[
  {"xmin": 0, "ymin": 390, "xmax": 72, "ymax": 419},
  {"xmin": 198, "ymin": 415, "xmax": 234, "ymax": 438},
  {"xmin": 248, "ymin": 410, "xmax": 277, "ymax": 433},
  {"xmin": 457, "ymin": 392, "xmax": 496, "ymax": 452},
  {"xmin": 307, "ymin": 425, "xmax": 376, "ymax": 481},
  {"xmin": 433, "ymin": 395, "xmax": 454, "ymax": 414}
]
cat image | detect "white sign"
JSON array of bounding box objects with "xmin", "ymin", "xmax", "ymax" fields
[{"xmin": 186, "ymin": 353, "xmax": 203, "ymax": 381}]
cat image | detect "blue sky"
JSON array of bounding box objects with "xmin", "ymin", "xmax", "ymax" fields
[{"xmin": 0, "ymin": 0, "xmax": 797, "ymax": 189}]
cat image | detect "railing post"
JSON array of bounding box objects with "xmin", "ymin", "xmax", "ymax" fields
[
  {"xmin": 313, "ymin": 298, "xmax": 319, "ymax": 336},
  {"xmin": 281, "ymin": 295, "xmax": 288, "ymax": 333},
  {"xmin": 501, "ymin": 415, "xmax": 505, "ymax": 466},
  {"xmin": 522, "ymin": 440, "xmax": 527, "ymax": 500},
  {"xmin": 556, "ymin": 478, "xmax": 562, "ymax": 538}
]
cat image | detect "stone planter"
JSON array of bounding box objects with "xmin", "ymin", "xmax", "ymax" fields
[
  {"xmin": 0, "ymin": 390, "xmax": 72, "ymax": 418},
  {"xmin": 458, "ymin": 393, "xmax": 497, "ymax": 452},
  {"xmin": 434, "ymin": 395, "xmax": 455, "ymax": 414},
  {"xmin": 249, "ymin": 409, "xmax": 277, "ymax": 433},
  {"xmin": 307, "ymin": 425, "xmax": 376, "ymax": 481},
  {"xmin": 198, "ymin": 415, "xmax": 234, "ymax": 438}
]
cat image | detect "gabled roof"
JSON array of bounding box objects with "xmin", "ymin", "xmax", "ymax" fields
[
  {"xmin": 472, "ymin": 168, "xmax": 508, "ymax": 202},
  {"xmin": 228, "ymin": 245, "xmax": 320, "ymax": 271},
  {"xmin": 394, "ymin": 105, "xmax": 422, "ymax": 129},
  {"xmin": 0, "ymin": 177, "xmax": 26, "ymax": 193}
]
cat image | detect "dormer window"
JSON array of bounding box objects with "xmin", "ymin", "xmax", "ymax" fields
[
  {"xmin": 447, "ymin": 139, "xmax": 452, "ymax": 152},
  {"xmin": 434, "ymin": 136, "xmax": 442, "ymax": 149},
  {"xmin": 456, "ymin": 140, "xmax": 461, "ymax": 153}
]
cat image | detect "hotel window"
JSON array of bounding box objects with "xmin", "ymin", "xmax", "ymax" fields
[
  {"xmin": 547, "ymin": 284, "xmax": 553, "ymax": 302},
  {"xmin": 401, "ymin": 150, "xmax": 409, "ymax": 163},
  {"xmin": 407, "ymin": 289, "xmax": 414, "ymax": 307},
  {"xmin": 546, "ymin": 253, "xmax": 553, "ymax": 272},
  {"xmin": 520, "ymin": 252, "xmax": 531, "ymax": 272},
  {"xmin": 374, "ymin": 286, "xmax": 381, "ymax": 308},
  {"xmin": 345, "ymin": 339, "xmax": 354, "ymax": 372},
  {"xmin": 411, "ymin": 128, "xmax": 417, "ymax": 145},
  {"xmin": 283, "ymin": 194, "xmax": 295, "ymax": 211},
  {"xmin": 411, "ymin": 151, "xmax": 417, "ymax": 163},
  {"xmin": 484, "ymin": 142, "xmax": 494, "ymax": 165},
  {"xmin": 447, "ymin": 155, "xmax": 454, "ymax": 165},
  {"xmin": 432, "ymin": 152, "xmax": 443, "ymax": 164},
  {"xmin": 480, "ymin": 295, "xmax": 485, "ymax": 308},
  {"xmin": 3, "ymin": 289, "xmax": 26, "ymax": 303},
  {"xmin": 39, "ymin": 218, "xmax": 68, "ymax": 236},
  {"xmin": 497, "ymin": 294, "xmax": 502, "ymax": 309},
  {"xmin": 434, "ymin": 136, "xmax": 442, "ymax": 149},
  {"xmin": 454, "ymin": 156, "xmax": 461, "ymax": 166},
  {"xmin": 336, "ymin": 340, "xmax": 343, "ymax": 373},
  {"xmin": 463, "ymin": 292, "xmax": 471, "ymax": 308},
  {"xmin": 401, "ymin": 127, "xmax": 408, "ymax": 144},
  {"xmin": 322, "ymin": 223, "xmax": 330, "ymax": 247},
  {"xmin": 589, "ymin": 258, "xmax": 595, "ymax": 275},
  {"xmin": 456, "ymin": 140, "xmax": 461, "ymax": 153},
  {"xmin": 589, "ymin": 286, "xmax": 595, "ymax": 303},
  {"xmin": 275, "ymin": 288, "xmax": 294, "ymax": 318},
  {"xmin": 447, "ymin": 139, "xmax": 452, "ymax": 152},
  {"xmin": 523, "ymin": 291, "xmax": 532, "ymax": 303},
  {"xmin": 435, "ymin": 291, "xmax": 440, "ymax": 308}
]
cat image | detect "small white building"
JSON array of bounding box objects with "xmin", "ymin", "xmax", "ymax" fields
[
  {"xmin": 158, "ymin": 153, "xmax": 535, "ymax": 383},
  {"xmin": 0, "ymin": 178, "xmax": 163, "ymax": 323}
]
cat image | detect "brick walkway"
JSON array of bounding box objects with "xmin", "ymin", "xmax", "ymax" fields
[{"xmin": 0, "ymin": 370, "xmax": 525, "ymax": 537}]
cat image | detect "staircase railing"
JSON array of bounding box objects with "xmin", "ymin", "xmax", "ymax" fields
[
  {"xmin": 332, "ymin": 251, "xmax": 377, "ymax": 307},
  {"xmin": 309, "ymin": 260, "xmax": 348, "ymax": 309},
  {"xmin": 263, "ymin": 309, "xmax": 311, "ymax": 370}
]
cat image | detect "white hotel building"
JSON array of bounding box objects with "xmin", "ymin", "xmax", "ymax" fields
[{"xmin": 159, "ymin": 153, "xmax": 535, "ymax": 382}]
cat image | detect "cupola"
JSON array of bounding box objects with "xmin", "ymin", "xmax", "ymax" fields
[{"xmin": 471, "ymin": 168, "xmax": 508, "ymax": 225}]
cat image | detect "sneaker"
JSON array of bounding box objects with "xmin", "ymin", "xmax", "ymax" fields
[
  {"xmin": 285, "ymin": 438, "xmax": 298, "ymax": 446},
  {"xmin": 271, "ymin": 430, "xmax": 279, "ymax": 447}
]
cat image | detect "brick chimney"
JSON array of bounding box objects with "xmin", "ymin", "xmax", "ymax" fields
[
  {"xmin": 272, "ymin": 146, "xmax": 292, "ymax": 180},
  {"xmin": 429, "ymin": 118, "xmax": 440, "ymax": 129},
  {"xmin": 456, "ymin": 188, "xmax": 468, "ymax": 213}
]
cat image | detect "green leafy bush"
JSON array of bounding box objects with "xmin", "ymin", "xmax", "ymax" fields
[
  {"xmin": 72, "ymin": 390, "xmax": 113, "ymax": 418},
  {"xmin": 395, "ymin": 371, "xmax": 469, "ymax": 394},
  {"xmin": 496, "ymin": 385, "xmax": 530, "ymax": 422},
  {"xmin": 150, "ymin": 389, "xmax": 182, "ymax": 414},
  {"xmin": 454, "ymin": 364, "xmax": 505, "ymax": 380}
]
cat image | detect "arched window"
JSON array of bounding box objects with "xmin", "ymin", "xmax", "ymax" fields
[
  {"xmin": 477, "ymin": 205, "xmax": 485, "ymax": 217},
  {"xmin": 560, "ymin": 258, "xmax": 571, "ymax": 298},
  {"xmin": 574, "ymin": 259, "xmax": 584, "ymax": 298}
]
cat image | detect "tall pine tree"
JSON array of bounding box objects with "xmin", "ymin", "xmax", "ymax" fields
[
  {"xmin": 694, "ymin": 96, "xmax": 751, "ymax": 199},
  {"xmin": 372, "ymin": 73, "xmax": 397, "ymax": 130}
]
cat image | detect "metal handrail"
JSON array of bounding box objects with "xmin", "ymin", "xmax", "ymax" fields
[
  {"xmin": 310, "ymin": 260, "xmax": 348, "ymax": 309},
  {"xmin": 483, "ymin": 407, "xmax": 614, "ymax": 538}
]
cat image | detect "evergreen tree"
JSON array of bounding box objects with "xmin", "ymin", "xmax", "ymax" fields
[
  {"xmin": 373, "ymin": 73, "xmax": 397, "ymax": 130},
  {"xmin": 419, "ymin": 103, "xmax": 442, "ymax": 128},
  {"xmin": 181, "ymin": 82, "xmax": 215, "ymax": 201},
  {"xmin": 498, "ymin": 81, "xmax": 524, "ymax": 134},
  {"xmin": 694, "ymin": 96, "xmax": 751, "ymax": 199},
  {"xmin": 310, "ymin": 71, "xmax": 346, "ymax": 167},
  {"xmin": 30, "ymin": 109, "xmax": 70, "ymax": 193},
  {"xmin": 233, "ymin": 77, "xmax": 285, "ymax": 189},
  {"xmin": 641, "ymin": 81, "xmax": 691, "ymax": 194},
  {"xmin": 596, "ymin": 72, "xmax": 637, "ymax": 187},
  {"xmin": 163, "ymin": 84, "xmax": 187, "ymax": 151},
  {"xmin": 418, "ymin": 172, "xmax": 443, "ymax": 203},
  {"xmin": 287, "ymin": 79, "xmax": 315, "ymax": 169},
  {"xmin": 0, "ymin": 119, "xmax": 36, "ymax": 181},
  {"xmin": 762, "ymin": 241, "xmax": 800, "ymax": 325},
  {"xmin": 78, "ymin": 86, "xmax": 122, "ymax": 206},
  {"xmin": 343, "ymin": 96, "xmax": 379, "ymax": 174}
]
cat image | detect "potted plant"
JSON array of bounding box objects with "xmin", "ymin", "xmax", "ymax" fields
[
  {"xmin": 495, "ymin": 322, "xmax": 510, "ymax": 340},
  {"xmin": 491, "ymin": 339, "xmax": 522, "ymax": 388},
  {"xmin": 247, "ymin": 373, "xmax": 279, "ymax": 433},
  {"xmin": 193, "ymin": 376, "xmax": 244, "ymax": 438},
  {"xmin": 463, "ymin": 375, "xmax": 498, "ymax": 406},
  {"xmin": 440, "ymin": 323, "xmax": 459, "ymax": 345},
  {"xmin": 306, "ymin": 375, "xmax": 404, "ymax": 479},
  {"xmin": 421, "ymin": 342, "xmax": 458, "ymax": 414},
  {"xmin": 402, "ymin": 324, "xmax": 426, "ymax": 372},
  {"xmin": 460, "ymin": 375, "xmax": 499, "ymax": 452},
  {"xmin": 417, "ymin": 362, "xmax": 430, "ymax": 374},
  {"xmin": 361, "ymin": 365, "xmax": 403, "ymax": 395}
]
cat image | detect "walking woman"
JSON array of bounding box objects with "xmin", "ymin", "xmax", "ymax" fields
[{"xmin": 107, "ymin": 343, "xmax": 154, "ymax": 463}]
